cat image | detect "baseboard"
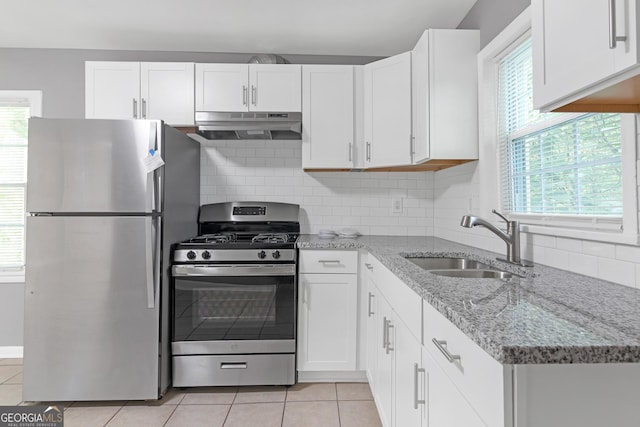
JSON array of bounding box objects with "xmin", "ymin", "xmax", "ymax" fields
[
  {"xmin": 297, "ymin": 370, "xmax": 367, "ymax": 383},
  {"xmin": 0, "ymin": 346, "xmax": 23, "ymax": 358}
]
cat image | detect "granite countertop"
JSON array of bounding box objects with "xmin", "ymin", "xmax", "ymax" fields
[{"xmin": 297, "ymin": 234, "xmax": 640, "ymax": 365}]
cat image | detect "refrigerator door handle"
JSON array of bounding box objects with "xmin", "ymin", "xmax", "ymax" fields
[
  {"xmin": 147, "ymin": 122, "xmax": 159, "ymax": 212},
  {"xmin": 145, "ymin": 217, "xmax": 157, "ymax": 309}
]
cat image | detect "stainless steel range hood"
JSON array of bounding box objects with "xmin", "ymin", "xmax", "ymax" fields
[{"xmin": 195, "ymin": 111, "xmax": 302, "ymax": 140}]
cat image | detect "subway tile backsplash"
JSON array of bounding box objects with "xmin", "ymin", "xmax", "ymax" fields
[
  {"xmin": 200, "ymin": 140, "xmax": 434, "ymax": 236},
  {"xmin": 200, "ymin": 138, "xmax": 640, "ymax": 289}
]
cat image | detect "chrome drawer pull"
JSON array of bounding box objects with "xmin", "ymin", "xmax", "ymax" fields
[
  {"xmin": 318, "ymin": 259, "xmax": 341, "ymax": 264},
  {"xmin": 386, "ymin": 321, "xmax": 394, "ymax": 354},
  {"xmin": 382, "ymin": 317, "xmax": 388, "ymax": 349},
  {"xmin": 414, "ymin": 363, "xmax": 426, "ymax": 409},
  {"xmin": 220, "ymin": 362, "xmax": 247, "ymax": 369},
  {"xmin": 432, "ymin": 338, "xmax": 460, "ymax": 363},
  {"xmin": 364, "ymin": 263, "xmax": 373, "ymax": 271},
  {"xmin": 367, "ymin": 292, "xmax": 374, "ymax": 317}
]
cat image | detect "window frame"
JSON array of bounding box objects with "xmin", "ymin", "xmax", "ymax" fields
[
  {"xmin": 477, "ymin": 8, "xmax": 639, "ymax": 245},
  {"xmin": 0, "ymin": 90, "xmax": 42, "ymax": 283}
]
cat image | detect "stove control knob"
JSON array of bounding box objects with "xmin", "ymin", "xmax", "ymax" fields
[
  {"xmin": 258, "ymin": 250, "xmax": 267, "ymax": 259},
  {"xmin": 272, "ymin": 250, "xmax": 281, "ymax": 259},
  {"xmin": 186, "ymin": 250, "xmax": 197, "ymax": 260},
  {"xmin": 202, "ymin": 251, "xmax": 211, "ymax": 260}
]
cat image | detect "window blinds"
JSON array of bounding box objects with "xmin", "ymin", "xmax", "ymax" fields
[
  {"xmin": 498, "ymin": 39, "xmax": 622, "ymax": 219},
  {"xmin": 0, "ymin": 102, "xmax": 29, "ymax": 268}
]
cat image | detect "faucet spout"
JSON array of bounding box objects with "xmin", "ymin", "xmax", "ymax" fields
[{"xmin": 460, "ymin": 210, "xmax": 522, "ymax": 264}]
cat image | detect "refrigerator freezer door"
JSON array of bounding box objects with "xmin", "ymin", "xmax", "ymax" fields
[
  {"xmin": 26, "ymin": 118, "xmax": 159, "ymax": 214},
  {"xmin": 23, "ymin": 215, "xmax": 161, "ymax": 401}
]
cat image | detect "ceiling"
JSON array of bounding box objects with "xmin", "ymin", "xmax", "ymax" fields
[{"xmin": 0, "ymin": 0, "xmax": 477, "ymax": 57}]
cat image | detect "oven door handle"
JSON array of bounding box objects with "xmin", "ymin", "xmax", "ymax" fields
[{"xmin": 172, "ymin": 264, "xmax": 296, "ymax": 277}]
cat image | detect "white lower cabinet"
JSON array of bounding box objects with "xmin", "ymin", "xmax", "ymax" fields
[
  {"xmin": 393, "ymin": 316, "xmax": 423, "ymax": 427},
  {"xmin": 297, "ymin": 250, "xmax": 358, "ymax": 374},
  {"xmin": 423, "ymin": 348, "xmax": 486, "ymax": 427}
]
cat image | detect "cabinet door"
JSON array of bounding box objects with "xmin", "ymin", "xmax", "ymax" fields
[
  {"xmin": 394, "ymin": 318, "xmax": 424, "ymax": 427},
  {"xmin": 365, "ymin": 269, "xmax": 378, "ymax": 390},
  {"xmin": 411, "ymin": 32, "xmax": 430, "ymax": 164},
  {"xmin": 140, "ymin": 62, "xmax": 194, "ymax": 126},
  {"xmin": 374, "ymin": 295, "xmax": 394, "ymax": 427},
  {"xmin": 86, "ymin": 62, "xmax": 140, "ymax": 120},
  {"xmin": 250, "ymin": 64, "xmax": 302, "ymax": 112},
  {"xmin": 423, "ymin": 349, "xmax": 486, "ymax": 427},
  {"xmin": 363, "ymin": 52, "xmax": 412, "ymax": 168},
  {"xmin": 532, "ymin": 0, "xmax": 638, "ymax": 110},
  {"xmin": 302, "ymin": 65, "xmax": 354, "ymax": 168},
  {"xmin": 298, "ymin": 273, "xmax": 357, "ymax": 371},
  {"xmin": 195, "ymin": 64, "xmax": 248, "ymax": 112}
]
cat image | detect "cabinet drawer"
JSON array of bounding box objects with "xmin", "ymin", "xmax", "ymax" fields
[
  {"xmin": 299, "ymin": 250, "xmax": 357, "ymax": 274},
  {"xmin": 423, "ymin": 303, "xmax": 508, "ymax": 427}
]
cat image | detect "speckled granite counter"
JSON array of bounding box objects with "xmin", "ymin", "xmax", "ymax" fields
[{"xmin": 298, "ymin": 235, "xmax": 640, "ymax": 365}]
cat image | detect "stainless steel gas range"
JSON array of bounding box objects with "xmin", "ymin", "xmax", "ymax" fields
[{"xmin": 171, "ymin": 201, "xmax": 299, "ymax": 387}]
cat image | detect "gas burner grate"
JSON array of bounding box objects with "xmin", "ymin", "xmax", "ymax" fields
[
  {"xmin": 251, "ymin": 233, "xmax": 290, "ymax": 244},
  {"xmin": 189, "ymin": 233, "xmax": 237, "ymax": 244}
]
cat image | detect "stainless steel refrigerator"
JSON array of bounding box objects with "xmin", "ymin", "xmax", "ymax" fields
[{"xmin": 22, "ymin": 118, "xmax": 200, "ymax": 401}]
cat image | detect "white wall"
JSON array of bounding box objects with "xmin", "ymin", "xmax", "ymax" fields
[
  {"xmin": 433, "ymin": 135, "xmax": 640, "ymax": 289},
  {"xmin": 200, "ymin": 140, "xmax": 434, "ymax": 236}
]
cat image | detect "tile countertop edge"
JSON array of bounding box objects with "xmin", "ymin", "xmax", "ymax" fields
[{"xmin": 297, "ymin": 235, "xmax": 640, "ymax": 365}]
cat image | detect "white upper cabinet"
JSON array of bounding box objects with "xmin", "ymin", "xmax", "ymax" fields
[
  {"xmin": 364, "ymin": 51, "xmax": 413, "ymax": 168},
  {"xmin": 302, "ymin": 65, "xmax": 356, "ymax": 169},
  {"xmin": 411, "ymin": 29, "xmax": 479, "ymax": 165},
  {"xmin": 195, "ymin": 64, "xmax": 302, "ymax": 112},
  {"xmin": 532, "ymin": 0, "xmax": 640, "ymax": 112},
  {"xmin": 86, "ymin": 62, "xmax": 195, "ymax": 126}
]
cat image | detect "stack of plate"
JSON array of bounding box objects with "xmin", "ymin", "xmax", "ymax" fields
[
  {"xmin": 338, "ymin": 228, "xmax": 360, "ymax": 238},
  {"xmin": 318, "ymin": 229, "xmax": 338, "ymax": 239}
]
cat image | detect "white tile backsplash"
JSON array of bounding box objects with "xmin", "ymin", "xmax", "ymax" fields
[
  {"xmin": 200, "ymin": 140, "xmax": 433, "ymax": 236},
  {"xmin": 199, "ymin": 136, "xmax": 640, "ymax": 289}
]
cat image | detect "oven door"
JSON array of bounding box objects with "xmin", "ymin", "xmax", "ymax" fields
[{"xmin": 172, "ymin": 264, "xmax": 296, "ymax": 355}]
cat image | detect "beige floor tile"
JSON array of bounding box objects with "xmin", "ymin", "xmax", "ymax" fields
[
  {"xmin": 0, "ymin": 358, "xmax": 23, "ymax": 366},
  {"xmin": 5, "ymin": 372, "xmax": 23, "ymax": 385},
  {"xmin": 336, "ymin": 383, "xmax": 374, "ymax": 401},
  {"xmin": 63, "ymin": 405, "xmax": 121, "ymax": 427},
  {"xmin": 223, "ymin": 402, "xmax": 284, "ymax": 427},
  {"xmin": 105, "ymin": 405, "xmax": 176, "ymax": 427},
  {"xmin": 233, "ymin": 386, "xmax": 287, "ymax": 404},
  {"xmin": 0, "ymin": 365, "xmax": 22, "ymax": 383},
  {"xmin": 338, "ymin": 400, "xmax": 382, "ymax": 427},
  {"xmin": 180, "ymin": 387, "xmax": 237, "ymax": 405},
  {"xmin": 286, "ymin": 383, "xmax": 337, "ymax": 401},
  {"xmin": 0, "ymin": 384, "xmax": 23, "ymax": 405},
  {"xmin": 282, "ymin": 400, "xmax": 340, "ymax": 427},
  {"xmin": 165, "ymin": 404, "xmax": 230, "ymax": 427}
]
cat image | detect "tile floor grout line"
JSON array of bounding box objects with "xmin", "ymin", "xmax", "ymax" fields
[
  {"xmin": 161, "ymin": 402, "xmax": 180, "ymax": 427},
  {"xmin": 102, "ymin": 403, "xmax": 126, "ymax": 427}
]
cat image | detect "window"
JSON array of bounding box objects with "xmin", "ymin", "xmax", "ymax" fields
[
  {"xmin": 0, "ymin": 91, "xmax": 42, "ymax": 280},
  {"xmin": 497, "ymin": 38, "xmax": 632, "ymax": 233}
]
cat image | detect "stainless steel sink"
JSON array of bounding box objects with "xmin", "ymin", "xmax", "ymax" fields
[
  {"xmin": 404, "ymin": 257, "xmax": 492, "ymax": 270},
  {"xmin": 429, "ymin": 269, "xmax": 519, "ymax": 279}
]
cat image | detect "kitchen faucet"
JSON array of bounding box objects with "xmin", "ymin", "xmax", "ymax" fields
[{"xmin": 460, "ymin": 209, "xmax": 521, "ymax": 265}]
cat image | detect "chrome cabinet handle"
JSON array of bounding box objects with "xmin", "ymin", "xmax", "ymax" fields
[
  {"xmin": 243, "ymin": 85, "xmax": 248, "ymax": 106},
  {"xmin": 318, "ymin": 259, "xmax": 341, "ymax": 264},
  {"xmin": 382, "ymin": 317, "xmax": 388, "ymax": 349},
  {"xmin": 141, "ymin": 98, "xmax": 147, "ymax": 119},
  {"xmin": 366, "ymin": 141, "xmax": 371, "ymax": 161},
  {"xmin": 367, "ymin": 292, "xmax": 374, "ymax": 317},
  {"xmin": 414, "ymin": 363, "xmax": 426, "ymax": 409},
  {"xmin": 251, "ymin": 85, "xmax": 257, "ymax": 106},
  {"xmin": 220, "ymin": 362, "xmax": 247, "ymax": 369},
  {"xmin": 348, "ymin": 142, "xmax": 353, "ymax": 162},
  {"xmin": 432, "ymin": 338, "xmax": 461, "ymax": 363},
  {"xmin": 609, "ymin": 0, "xmax": 627, "ymax": 49},
  {"xmin": 132, "ymin": 98, "xmax": 138, "ymax": 119},
  {"xmin": 364, "ymin": 263, "xmax": 373, "ymax": 271},
  {"xmin": 386, "ymin": 321, "xmax": 394, "ymax": 354},
  {"xmin": 410, "ymin": 134, "xmax": 415, "ymax": 156}
]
